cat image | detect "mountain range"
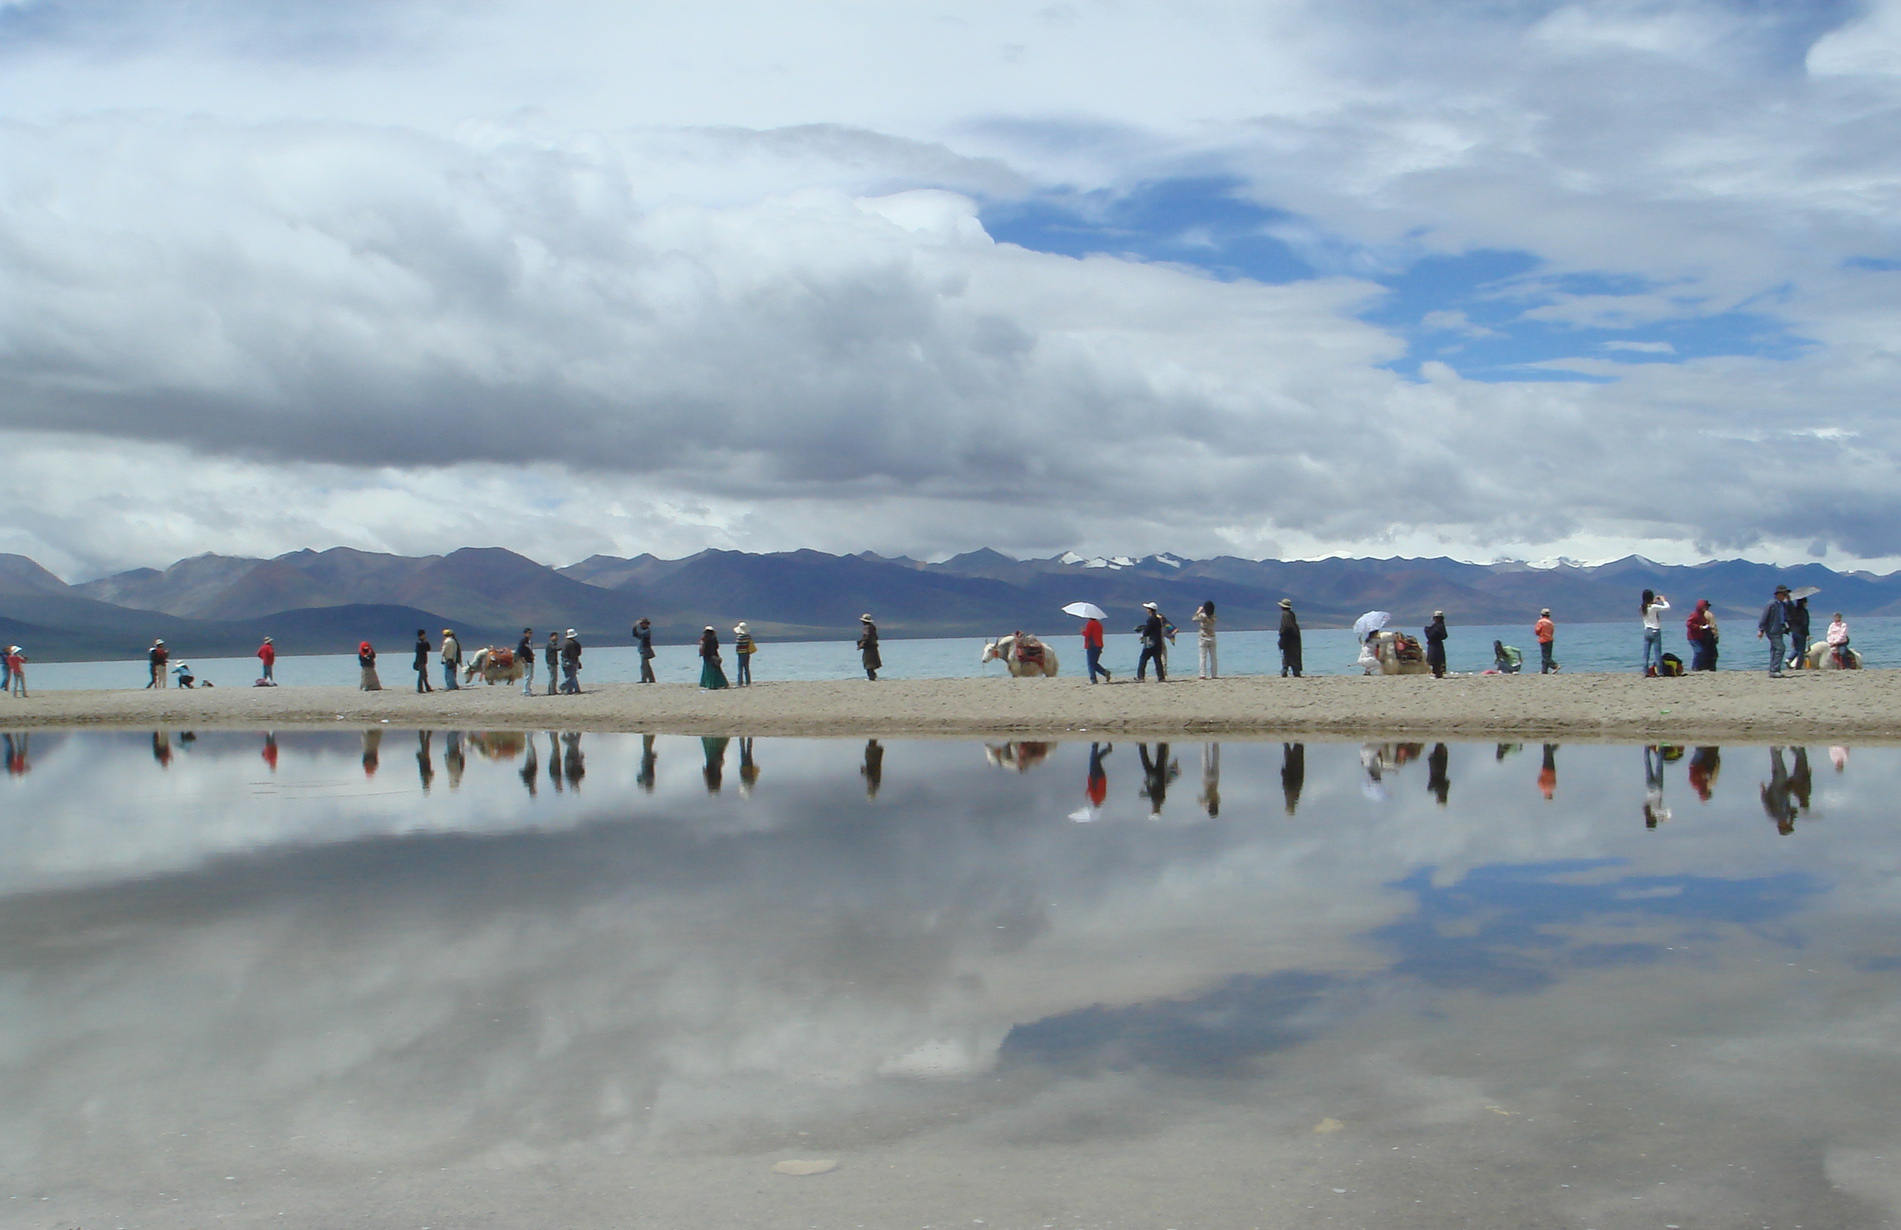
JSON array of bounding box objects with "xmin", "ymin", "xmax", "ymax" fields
[{"xmin": 2, "ymin": 546, "xmax": 1896, "ymax": 662}]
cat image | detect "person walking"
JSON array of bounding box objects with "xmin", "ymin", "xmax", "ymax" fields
[
  {"xmin": 560, "ymin": 629, "xmax": 583, "ymax": 694},
  {"xmin": 1135, "ymin": 602, "xmax": 1168, "ymax": 682},
  {"xmin": 544, "ymin": 631, "xmax": 560, "ymax": 695},
  {"xmin": 1640, "ymin": 589, "xmax": 1670, "ymax": 675},
  {"xmin": 1686, "ymin": 600, "xmax": 1719, "ymax": 671},
  {"xmin": 1424, "ymin": 611, "xmax": 1449, "ymax": 678},
  {"xmin": 699, "ymin": 626, "xmax": 730, "ymax": 690},
  {"xmin": 256, "ymin": 636, "xmax": 277, "ymax": 685},
  {"xmin": 147, "ymin": 639, "xmax": 168, "ymax": 689},
  {"xmin": 357, "ymin": 641, "xmax": 382, "ymax": 691},
  {"xmin": 634, "ymin": 618, "xmax": 657, "ymax": 683},
  {"xmin": 857, "ymin": 614, "xmax": 881, "ymax": 681},
  {"xmin": 1082, "ymin": 612, "xmax": 1110, "ymax": 683},
  {"xmin": 732, "ymin": 622, "xmax": 755, "ymax": 686},
  {"xmin": 1192, "ymin": 601, "xmax": 1218, "ymax": 679},
  {"xmin": 412, "ymin": 629, "xmax": 433, "ymax": 692},
  {"xmin": 5, "ymin": 645, "xmax": 25, "ymax": 698},
  {"xmin": 1277, "ymin": 599, "xmax": 1303, "ymax": 677},
  {"xmin": 1788, "ymin": 596, "xmax": 1812, "ymax": 670},
  {"xmin": 516, "ymin": 627, "xmax": 536, "ymax": 696},
  {"xmin": 1757, "ymin": 584, "xmax": 1791, "ymax": 677},
  {"xmin": 1534, "ymin": 609, "xmax": 1557, "ymax": 673},
  {"xmin": 439, "ymin": 628, "xmax": 461, "ymax": 690}
]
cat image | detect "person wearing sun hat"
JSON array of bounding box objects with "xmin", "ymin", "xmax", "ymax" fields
[
  {"xmin": 1757, "ymin": 585, "xmax": 1792, "ymax": 677},
  {"xmin": 147, "ymin": 639, "xmax": 168, "ymax": 689},
  {"xmin": 857, "ymin": 614, "xmax": 882, "ymax": 681},
  {"xmin": 699, "ymin": 626, "xmax": 730, "ymax": 690},
  {"xmin": 1277, "ymin": 598, "xmax": 1303, "ymax": 678},
  {"xmin": 560, "ymin": 628, "xmax": 583, "ymax": 693},
  {"xmin": 1424, "ymin": 611, "xmax": 1449, "ymax": 679},
  {"xmin": 4, "ymin": 645, "xmax": 24, "ymax": 697},
  {"xmin": 732, "ymin": 622, "xmax": 756, "ymax": 686}
]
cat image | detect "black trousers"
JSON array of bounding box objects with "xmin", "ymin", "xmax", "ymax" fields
[
  {"xmin": 1137, "ymin": 644, "xmax": 1166, "ymax": 681},
  {"xmin": 1280, "ymin": 637, "xmax": 1302, "ymax": 677}
]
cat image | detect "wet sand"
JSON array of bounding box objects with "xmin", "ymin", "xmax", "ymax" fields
[{"xmin": 2, "ymin": 669, "xmax": 1896, "ymax": 741}]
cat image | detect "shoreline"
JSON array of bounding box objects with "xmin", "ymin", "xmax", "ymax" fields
[{"xmin": 1, "ymin": 671, "xmax": 1896, "ymax": 743}]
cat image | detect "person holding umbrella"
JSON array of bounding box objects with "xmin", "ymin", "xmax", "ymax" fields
[{"xmin": 1062, "ymin": 602, "xmax": 1112, "ymax": 683}]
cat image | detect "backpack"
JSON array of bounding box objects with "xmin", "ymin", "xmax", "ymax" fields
[{"xmin": 1650, "ymin": 653, "xmax": 1685, "ymax": 678}]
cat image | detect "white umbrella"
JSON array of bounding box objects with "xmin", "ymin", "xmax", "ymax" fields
[
  {"xmin": 1062, "ymin": 602, "xmax": 1109, "ymax": 620},
  {"xmin": 1353, "ymin": 610, "xmax": 1391, "ymax": 641},
  {"xmin": 1790, "ymin": 585, "xmax": 1822, "ymax": 599}
]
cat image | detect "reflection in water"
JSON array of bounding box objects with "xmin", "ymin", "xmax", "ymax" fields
[
  {"xmin": 1199, "ymin": 743, "xmax": 1220, "ymax": 817},
  {"xmin": 1137, "ymin": 742, "xmax": 1180, "ymax": 816},
  {"xmin": 986, "ymin": 741, "xmax": 1054, "ymax": 772},
  {"xmin": 701, "ymin": 735, "xmax": 728, "ymax": 794},
  {"xmin": 361, "ymin": 727, "xmax": 382, "ymax": 777},
  {"xmin": 261, "ymin": 731, "xmax": 278, "ymax": 772},
  {"xmin": 416, "ymin": 729, "xmax": 434, "ymax": 793},
  {"xmin": 3, "ymin": 735, "xmax": 1899, "ymax": 1228},
  {"xmin": 1538, "ymin": 743, "xmax": 1557, "ymax": 800},
  {"xmin": 3, "ymin": 731, "xmax": 27, "ymax": 776},
  {"xmin": 152, "ymin": 730, "xmax": 171, "ymax": 768},
  {"xmin": 1644, "ymin": 744, "xmax": 1673, "ymax": 828},
  {"xmin": 444, "ymin": 730, "xmax": 466, "ymax": 790}
]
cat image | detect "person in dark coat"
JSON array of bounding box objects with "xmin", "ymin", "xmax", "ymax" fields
[
  {"xmin": 1277, "ymin": 598, "xmax": 1303, "ymax": 677},
  {"xmin": 698, "ymin": 626, "xmax": 729, "ymax": 690},
  {"xmin": 1424, "ymin": 611, "xmax": 1449, "ymax": 678},
  {"xmin": 1788, "ymin": 596, "xmax": 1812, "ymax": 669},
  {"xmin": 634, "ymin": 618, "xmax": 656, "ymax": 683},
  {"xmin": 516, "ymin": 627, "xmax": 535, "ymax": 696},
  {"xmin": 857, "ymin": 614, "xmax": 882, "ymax": 681},
  {"xmin": 560, "ymin": 629, "xmax": 583, "ymax": 694},
  {"xmin": 1756, "ymin": 585, "xmax": 1791, "ymax": 677},
  {"xmin": 412, "ymin": 629, "xmax": 433, "ymax": 693},
  {"xmin": 544, "ymin": 631, "xmax": 561, "ymax": 695},
  {"xmin": 1135, "ymin": 602, "xmax": 1168, "ymax": 682}
]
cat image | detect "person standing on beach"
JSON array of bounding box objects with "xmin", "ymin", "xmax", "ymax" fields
[
  {"xmin": 147, "ymin": 639, "xmax": 168, "ymax": 689},
  {"xmin": 1192, "ymin": 601, "xmax": 1218, "ymax": 679},
  {"xmin": 357, "ymin": 641, "xmax": 382, "ymax": 690},
  {"xmin": 1424, "ymin": 611, "xmax": 1449, "ymax": 678},
  {"xmin": 560, "ymin": 629, "xmax": 583, "ymax": 694},
  {"xmin": 1640, "ymin": 590, "xmax": 1670, "ymax": 675},
  {"xmin": 0, "ymin": 643, "xmax": 10, "ymax": 694},
  {"xmin": 1788, "ymin": 596, "xmax": 1812, "ymax": 669},
  {"xmin": 1082, "ymin": 614, "xmax": 1110, "ymax": 683},
  {"xmin": 439, "ymin": 629, "xmax": 461, "ymax": 690},
  {"xmin": 1278, "ymin": 599, "xmax": 1303, "ymax": 677},
  {"xmin": 517, "ymin": 627, "xmax": 535, "ymax": 696},
  {"xmin": 1686, "ymin": 601, "xmax": 1719, "ymax": 671},
  {"xmin": 413, "ymin": 630, "xmax": 433, "ymax": 692},
  {"xmin": 858, "ymin": 614, "xmax": 882, "ymax": 681},
  {"xmin": 256, "ymin": 637, "xmax": 276, "ymax": 685},
  {"xmin": 732, "ymin": 622, "xmax": 755, "ymax": 686},
  {"xmin": 1533, "ymin": 610, "xmax": 1557, "ymax": 673},
  {"xmin": 5, "ymin": 646, "xmax": 24, "ymax": 698},
  {"xmin": 634, "ymin": 618, "xmax": 656, "ymax": 683},
  {"xmin": 699, "ymin": 626, "xmax": 730, "ymax": 690},
  {"xmin": 545, "ymin": 631, "xmax": 560, "ymax": 695},
  {"xmin": 1136, "ymin": 603, "xmax": 1168, "ymax": 682},
  {"xmin": 1757, "ymin": 584, "xmax": 1791, "ymax": 677}
]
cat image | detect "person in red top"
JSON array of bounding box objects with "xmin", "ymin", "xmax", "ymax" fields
[
  {"xmin": 1082, "ymin": 616, "xmax": 1111, "ymax": 683},
  {"xmin": 1533, "ymin": 609, "xmax": 1557, "ymax": 674},
  {"xmin": 256, "ymin": 636, "xmax": 277, "ymax": 685},
  {"xmin": 4, "ymin": 645, "xmax": 24, "ymax": 698}
]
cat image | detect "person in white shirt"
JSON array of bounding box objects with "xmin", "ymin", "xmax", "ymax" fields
[{"xmin": 1640, "ymin": 589, "xmax": 1671, "ymax": 675}]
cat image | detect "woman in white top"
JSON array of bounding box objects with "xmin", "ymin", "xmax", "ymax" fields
[
  {"xmin": 1640, "ymin": 589, "xmax": 1671, "ymax": 675},
  {"xmin": 1192, "ymin": 601, "xmax": 1217, "ymax": 679}
]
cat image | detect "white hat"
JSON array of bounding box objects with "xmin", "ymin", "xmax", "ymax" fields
[
  {"xmin": 860, "ymin": 613, "xmax": 874, "ymax": 622},
  {"xmin": 1433, "ymin": 610, "xmax": 1445, "ymax": 618},
  {"xmin": 1142, "ymin": 601, "xmax": 1158, "ymax": 611},
  {"xmin": 565, "ymin": 628, "xmax": 577, "ymax": 638},
  {"xmin": 735, "ymin": 622, "xmax": 749, "ymax": 634}
]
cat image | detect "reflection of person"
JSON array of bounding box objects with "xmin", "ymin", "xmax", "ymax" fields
[
  {"xmin": 1192, "ymin": 601, "xmax": 1217, "ymax": 679},
  {"xmin": 1762, "ymin": 747, "xmax": 1796, "ymax": 834},
  {"xmin": 261, "ymin": 731, "xmax": 278, "ymax": 772},
  {"xmin": 738, "ymin": 737, "xmax": 759, "ymax": 796},
  {"xmin": 1830, "ymin": 745, "xmax": 1849, "ymax": 774},
  {"xmin": 1136, "ymin": 603, "xmax": 1168, "ymax": 682},
  {"xmin": 546, "ymin": 730, "xmax": 563, "ymax": 792},
  {"xmin": 444, "ymin": 730, "xmax": 466, "ymax": 790},
  {"xmin": 634, "ymin": 618, "xmax": 656, "ymax": 683},
  {"xmin": 638, "ymin": 734, "xmax": 657, "ymax": 793},
  {"xmin": 519, "ymin": 734, "xmax": 538, "ymax": 796},
  {"xmin": 562, "ymin": 731, "xmax": 585, "ymax": 788},
  {"xmin": 1086, "ymin": 742, "xmax": 1111, "ymax": 809},
  {"xmin": 698, "ymin": 627, "xmax": 729, "ymax": 690},
  {"xmin": 1427, "ymin": 742, "xmax": 1450, "ymax": 807},
  {"xmin": 440, "ymin": 629, "xmax": 461, "ymax": 690},
  {"xmin": 857, "ymin": 615, "xmax": 882, "ymax": 681},
  {"xmin": 3, "ymin": 731, "xmax": 28, "ymax": 776},
  {"xmin": 1424, "ymin": 612, "xmax": 1448, "ymax": 678},
  {"xmin": 1534, "ymin": 609, "xmax": 1557, "ymax": 673},
  {"xmin": 860, "ymin": 738, "xmax": 884, "ymax": 798},
  {"xmin": 1688, "ymin": 746, "xmax": 1721, "ymax": 801},
  {"xmin": 1360, "ymin": 743, "xmax": 1386, "ymax": 800},
  {"xmin": 1199, "ymin": 742, "xmax": 1220, "ymax": 817},
  {"xmin": 415, "ymin": 730, "xmax": 435, "ymax": 793},
  {"xmin": 1538, "ymin": 744, "xmax": 1557, "ymax": 800},
  {"xmin": 358, "ymin": 642, "xmax": 382, "ymax": 691},
  {"xmin": 152, "ymin": 730, "xmax": 172, "ymax": 768},
  {"xmin": 1280, "ymin": 742, "xmax": 1304, "ymax": 814},
  {"xmin": 1643, "ymin": 745, "xmax": 1671, "ymax": 828},
  {"xmin": 701, "ymin": 735, "xmax": 728, "ymax": 793},
  {"xmin": 1789, "ymin": 746, "xmax": 1812, "ymax": 812},
  {"xmin": 1277, "ymin": 599, "xmax": 1302, "ymax": 678},
  {"xmin": 1137, "ymin": 742, "xmax": 1179, "ymax": 816},
  {"xmin": 256, "ymin": 637, "xmax": 276, "ymax": 685},
  {"xmin": 361, "ymin": 728, "xmax": 381, "ymax": 777},
  {"xmin": 413, "ymin": 630, "xmax": 433, "ymax": 693}
]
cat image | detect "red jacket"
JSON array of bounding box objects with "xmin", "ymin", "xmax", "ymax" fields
[
  {"xmin": 1082, "ymin": 618, "xmax": 1104, "ymax": 649},
  {"xmin": 257, "ymin": 643, "xmax": 276, "ymax": 666}
]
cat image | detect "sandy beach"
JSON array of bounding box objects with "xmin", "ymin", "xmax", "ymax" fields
[{"xmin": 2, "ymin": 669, "xmax": 1896, "ymax": 742}]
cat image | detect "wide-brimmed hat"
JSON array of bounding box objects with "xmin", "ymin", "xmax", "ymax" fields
[
  {"xmin": 262, "ymin": 636, "xmax": 272, "ymax": 643},
  {"xmin": 1433, "ymin": 610, "xmax": 1445, "ymax": 617},
  {"xmin": 1142, "ymin": 601, "xmax": 1158, "ymax": 611},
  {"xmin": 565, "ymin": 628, "xmax": 577, "ymax": 638},
  {"xmin": 155, "ymin": 639, "xmax": 165, "ymax": 645},
  {"xmin": 703, "ymin": 625, "xmax": 716, "ymax": 632},
  {"xmin": 442, "ymin": 628, "xmax": 453, "ymax": 635},
  {"xmin": 1278, "ymin": 598, "xmax": 1293, "ymax": 609},
  {"xmin": 860, "ymin": 613, "xmax": 874, "ymax": 622},
  {"xmin": 1774, "ymin": 585, "xmax": 1791, "ymax": 595},
  {"xmin": 734, "ymin": 622, "xmax": 749, "ymax": 634},
  {"xmin": 1540, "ymin": 608, "xmax": 1551, "ymax": 617}
]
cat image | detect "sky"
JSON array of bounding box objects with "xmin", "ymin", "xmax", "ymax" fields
[{"xmin": 2, "ymin": 0, "xmax": 1899, "ymax": 580}]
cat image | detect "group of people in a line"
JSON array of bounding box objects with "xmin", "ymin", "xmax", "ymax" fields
[
  {"xmin": 1636, "ymin": 585, "xmax": 1854, "ymax": 677},
  {"xmin": 1074, "ymin": 598, "xmax": 1304, "ymax": 683}
]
